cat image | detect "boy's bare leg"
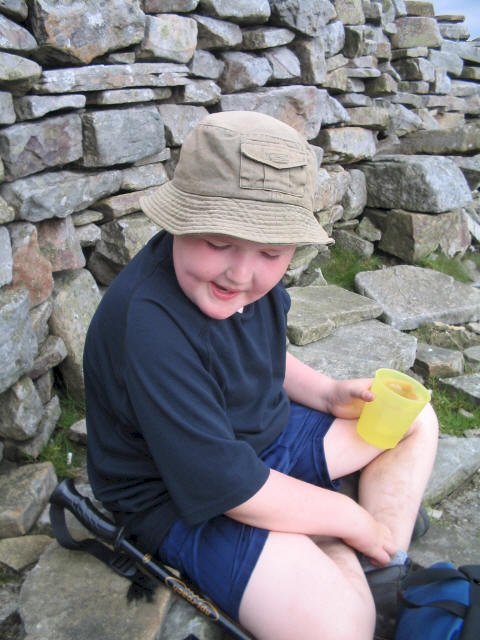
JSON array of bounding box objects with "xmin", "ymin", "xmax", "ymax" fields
[
  {"xmin": 325, "ymin": 403, "xmax": 439, "ymax": 552},
  {"xmin": 239, "ymin": 531, "xmax": 376, "ymax": 640}
]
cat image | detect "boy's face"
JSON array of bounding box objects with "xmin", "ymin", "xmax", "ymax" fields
[{"xmin": 172, "ymin": 234, "xmax": 296, "ymax": 320}]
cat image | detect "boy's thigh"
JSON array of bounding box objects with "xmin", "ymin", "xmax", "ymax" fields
[
  {"xmin": 239, "ymin": 531, "xmax": 375, "ymax": 640},
  {"xmin": 324, "ymin": 417, "xmax": 384, "ymax": 481}
]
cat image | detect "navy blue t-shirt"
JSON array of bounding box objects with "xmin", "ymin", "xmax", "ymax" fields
[{"xmin": 84, "ymin": 231, "xmax": 291, "ymax": 552}]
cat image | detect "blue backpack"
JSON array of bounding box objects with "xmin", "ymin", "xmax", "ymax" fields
[{"xmin": 395, "ymin": 562, "xmax": 480, "ymax": 640}]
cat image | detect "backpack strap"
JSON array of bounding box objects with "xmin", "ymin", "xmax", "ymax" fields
[
  {"xmin": 398, "ymin": 565, "xmax": 480, "ymax": 640},
  {"xmin": 459, "ymin": 565, "xmax": 480, "ymax": 640}
]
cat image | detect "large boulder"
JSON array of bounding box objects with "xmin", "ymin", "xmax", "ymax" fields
[
  {"xmin": 29, "ymin": 0, "xmax": 146, "ymax": 65},
  {"xmin": 358, "ymin": 155, "xmax": 472, "ymax": 213}
]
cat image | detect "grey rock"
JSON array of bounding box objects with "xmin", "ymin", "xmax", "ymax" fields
[
  {"xmin": 319, "ymin": 20, "xmax": 345, "ymax": 57},
  {"xmin": 315, "ymin": 167, "xmax": 351, "ymax": 211},
  {"xmin": 33, "ymin": 369, "xmax": 54, "ymax": 405},
  {"xmin": 358, "ymin": 155, "xmax": 472, "ymax": 213},
  {"xmin": 32, "ymin": 63, "xmax": 189, "ymax": 94},
  {"xmin": 442, "ymin": 40, "xmax": 480, "ymax": 65},
  {"xmin": 19, "ymin": 542, "xmax": 171, "ymax": 640},
  {"xmin": 29, "ymin": 0, "xmax": 146, "ymax": 65},
  {"xmin": 72, "ymin": 209, "xmax": 104, "ymax": 227},
  {"xmin": 4, "ymin": 394, "xmax": 60, "ymax": 460},
  {"xmin": 92, "ymin": 213, "xmax": 161, "ymax": 268},
  {"xmin": 0, "ymin": 462, "xmax": 57, "ymax": 538},
  {"xmin": 75, "ymin": 223, "xmax": 101, "ymax": 249},
  {"xmin": 0, "ymin": 13, "xmax": 37, "ymax": 52},
  {"xmin": 447, "ymin": 154, "xmax": 480, "ymax": 191},
  {"xmin": 144, "ymin": 0, "xmax": 199, "ymax": 11},
  {"xmin": 355, "ymin": 265, "xmax": 480, "ymax": 330},
  {"xmin": 28, "ymin": 335, "xmax": 67, "ymax": 380},
  {"xmin": 121, "ymin": 164, "xmax": 168, "ymax": 192},
  {"xmin": 0, "ymin": 376, "xmax": 43, "ymax": 441},
  {"xmin": 92, "ymin": 188, "xmax": 158, "ymax": 220},
  {"xmin": 422, "ymin": 436, "xmax": 480, "ymax": 504},
  {"xmin": 390, "ymin": 16, "xmax": 442, "ymax": 48},
  {"xmin": 416, "ymin": 323, "xmax": 480, "ymax": 352},
  {"xmin": 86, "ymin": 87, "xmax": 172, "ymax": 106},
  {"xmin": 461, "ymin": 66, "xmax": 480, "ymax": 81},
  {"xmin": 291, "ymin": 36, "xmax": 327, "ymax": 85},
  {"xmin": 0, "ymin": 0, "xmax": 28, "ymax": 20},
  {"xmin": 414, "ymin": 343, "xmax": 465, "ymax": 379},
  {"xmin": 283, "ymin": 245, "xmax": 320, "ymax": 287},
  {"xmin": 176, "ymin": 78, "xmax": 221, "ymax": 104},
  {"xmin": 288, "ymin": 319, "xmax": 418, "ymax": 379},
  {"xmin": 450, "ymin": 79, "xmax": 480, "ymax": 98},
  {"xmin": 375, "ymin": 99, "xmax": 423, "ymax": 136},
  {"xmin": 314, "ymin": 127, "xmax": 377, "ymax": 164},
  {"xmin": 392, "ymin": 56, "xmax": 435, "ymax": 82},
  {"xmin": 345, "ymin": 106, "xmax": 389, "ymax": 130},
  {"xmin": 368, "ymin": 207, "xmax": 470, "ymax": 262},
  {"xmin": 158, "ymin": 104, "xmax": 209, "ymax": 146},
  {"xmin": 269, "ymin": 0, "xmax": 336, "ymax": 37},
  {"xmin": 287, "ymin": 284, "xmax": 382, "ymax": 345},
  {"xmin": 160, "ymin": 596, "xmax": 224, "ymax": 640},
  {"xmin": 188, "ymin": 49, "xmax": 224, "ymax": 79},
  {"xmin": 82, "ymin": 106, "xmax": 165, "ymax": 168},
  {"xmin": 0, "ymin": 225, "xmax": 12, "ymax": 287},
  {"xmin": 68, "ymin": 418, "xmax": 86, "ymax": 445},
  {"xmin": 13, "ymin": 94, "xmax": 86, "ymax": 121},
  {"xmin": 220, "ymin": 85, "xmax": 326, "ymax": 140},
  {"xmin": 136, "ymin": 14, "xmax": 197, "ymax": 63},
  {"xmin": 218, "ymin": 51, "xmax": 272, "ymax": 93},
  {"xmin": 0, "ymin": 169, "xmax": 122, "ymax": 222},
  {"xmin": 49, "ymin": 269, "xmax": 102, "ymax": 400},
  {"xmin": 0, "ymin": 51, "xmax": 42, "ymax": 95},
  {"xmin": 357, "ymin": 216, "xmax": 381, "ymax": 241},
  {"xmin": 0, "ymin": 113, "xmax": 82, "ymax": 181},
  {"xmin": 464, "ymin": 346, "xmax": 480, "ymax": 372},
  {"xmin": 198, "ymin": 0, "xmax": 271, "ymax": 24},
  {"xmin": 439, "ymin": 374, "xmax": 480, "ymax": 405},
  {"xmin": 0, "ymin": 90, "xmax": 15, "ymax": 124},
  {"xmin": 332, "ymin": 228, "xmax": 374, "ymax": 256},
  {"xmin": 29, "ymin": 299, "xmax": 53, "ymax": 346},
  {"xmin": 333, "ymin": 0, "xmax": 364, "ymax": 25},
  {"xmin": 0, "ymin": 535, "xmax": 53, "ymax": 572},
  {"xmin": 241, "ymin": 26, "xmax": 295, "ymax": 50},
  {"xmin": 439, "ymin": 22, "xmax": 470, "ymax": 42},
  {"xmin": 193, "ymin": 14, "xmax": 242, "ymax": 49},
  {"xmin": 0, "ymin": 288, "xmax": 37, "ymax": 395},
  {"xmin": 429, "ymin": 47, "xmax": 463, "ymax": 77}
]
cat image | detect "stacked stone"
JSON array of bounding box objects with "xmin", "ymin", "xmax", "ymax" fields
[{"xmin": 0, "ymin": 0, "xmax": 479, "ymax": 467}]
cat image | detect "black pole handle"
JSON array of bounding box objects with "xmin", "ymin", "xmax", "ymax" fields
[{"xmin": 49, "ymin": 478, "xmax": 118, "ymax": 545}]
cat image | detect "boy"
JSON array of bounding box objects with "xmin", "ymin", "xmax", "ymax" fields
[{"xmin": 84, "ymin": 111, "xmax": 438, "ymax": 640}]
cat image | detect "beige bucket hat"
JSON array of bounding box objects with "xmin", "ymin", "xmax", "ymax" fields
[{"xmin": 140, "ymin": 110, "xmax": 332, "ymax": 246}]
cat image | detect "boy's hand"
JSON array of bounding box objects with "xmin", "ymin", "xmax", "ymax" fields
[
  {"xmin": 343, "ymin": 515, "xmax": 397, "ymax": 567},
  {"xmin": 325, "ymin": 378, "xmax": 374, "ymax": 420}
]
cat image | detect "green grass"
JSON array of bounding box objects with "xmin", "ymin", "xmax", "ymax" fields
[
  {"xmin": 321, "ymin": 246, "xmax": 384, "ymax": 290},
  {"xmin": 36, "ymin": 391, "xmax": 86, "ymax": 479},
  {"xmin": 418, "ymin": 253, "xmax": 472, "ymax": 283},
  {"xmin": 428, "ymin": 377, "xmax": 480, "ymax": 436}
]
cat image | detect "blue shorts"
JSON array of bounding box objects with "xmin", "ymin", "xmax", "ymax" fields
[{"xmin": 157, "ymin": 402, "xmax": 339, "ymax": 621}]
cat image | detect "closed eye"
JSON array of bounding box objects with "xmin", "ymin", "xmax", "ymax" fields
[{"xmin": 206, "ymin": 241, "xmax": 230, "ymax": 251}]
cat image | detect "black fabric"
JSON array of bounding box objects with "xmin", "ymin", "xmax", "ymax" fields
[{"xmin": 84, "ymin": 231, "xmax": 291, "ymax": 552}]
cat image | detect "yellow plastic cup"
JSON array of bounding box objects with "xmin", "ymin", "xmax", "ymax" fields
[{"xmin": 357, "ymin": 368, "xmax": 431, "ymax": 449}]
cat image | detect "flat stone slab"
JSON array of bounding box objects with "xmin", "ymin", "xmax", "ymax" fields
[
  {"xmin": 19, "ymin": 543, "xmax": 172, "ymax": 640},
  {"xmin": 410, "ymin": 462, "xmax": 480, "ymax": 569},
  {"xmin": 423, "ymin": 435, "xmax": 480, "ymax": 505},
  {"xmin": 439, "ymin": 373, "xmax": 480, "ymax": 404},
  {"xmin": 287, "ymin": 285, "xmax": 383, "ymax": 345},
  {"xmin": 288, "ymin": 319, "xmax": 417, "ymax": 379},
  {"xmin": 355, "ymin": 265, "xmax": 480, "ymax": 330}
]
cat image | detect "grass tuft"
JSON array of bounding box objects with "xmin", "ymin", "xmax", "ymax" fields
[
  {"xmin": 321, "ymin": 246, "xmax": 384, "ymax": 291},
  {"xmin": 418, "ymin": 254, "xmax": 472, "ymax": 284},
  {"xmin": 36, "ymin": 391, "xmax": 86, "ymax": 480},
  {"xmin": 428, "ymin": 377, "xmax": 480, "ymax": 436}
]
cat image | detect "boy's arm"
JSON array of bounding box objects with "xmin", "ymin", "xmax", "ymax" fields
[
  {"xmin": 225, "ymin": 468, "xmax": 396, "ymax": 566},
  {"xmin": 283, "ymin": 352, "xmax": 374, "ymax": 419}
]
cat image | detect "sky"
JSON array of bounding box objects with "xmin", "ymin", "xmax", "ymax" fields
[{"xmin": 432, "ymin": 0, "xmax": 480, "ymax": 40}]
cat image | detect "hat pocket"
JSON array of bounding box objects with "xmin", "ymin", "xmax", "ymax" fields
[{"xmin": 240, "ymin": 142, "xmax": 307, "ymax": 197}]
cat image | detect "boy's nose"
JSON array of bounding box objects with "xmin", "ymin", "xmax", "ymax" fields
[{"xmin": 225, "ymin": 255, "xmax": 254, "ymax": 286}]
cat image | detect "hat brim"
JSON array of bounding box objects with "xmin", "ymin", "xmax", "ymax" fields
[{"xmin": 140, "ymin": 181, "xmax": 333, "ymax": 246}]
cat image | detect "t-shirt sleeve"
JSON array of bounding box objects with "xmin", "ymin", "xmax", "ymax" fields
[{"xmin": 124, "ymin": 297, "xmax": 270, "ymax": 525}]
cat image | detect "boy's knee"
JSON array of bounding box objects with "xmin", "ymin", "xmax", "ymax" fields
[{"xmin": 407, "ymin": 402, "xmax": 439, "ymax": 442}]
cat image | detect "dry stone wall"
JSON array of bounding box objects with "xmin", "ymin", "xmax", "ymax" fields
[{"xmin": 0, "ymin": 0, "xmax": 479, "ymax": 464}]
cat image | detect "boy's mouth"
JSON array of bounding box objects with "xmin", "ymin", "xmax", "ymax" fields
[{"xmin": 210, "ymin": 282, "xmax": 240, "ymax": 301}]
